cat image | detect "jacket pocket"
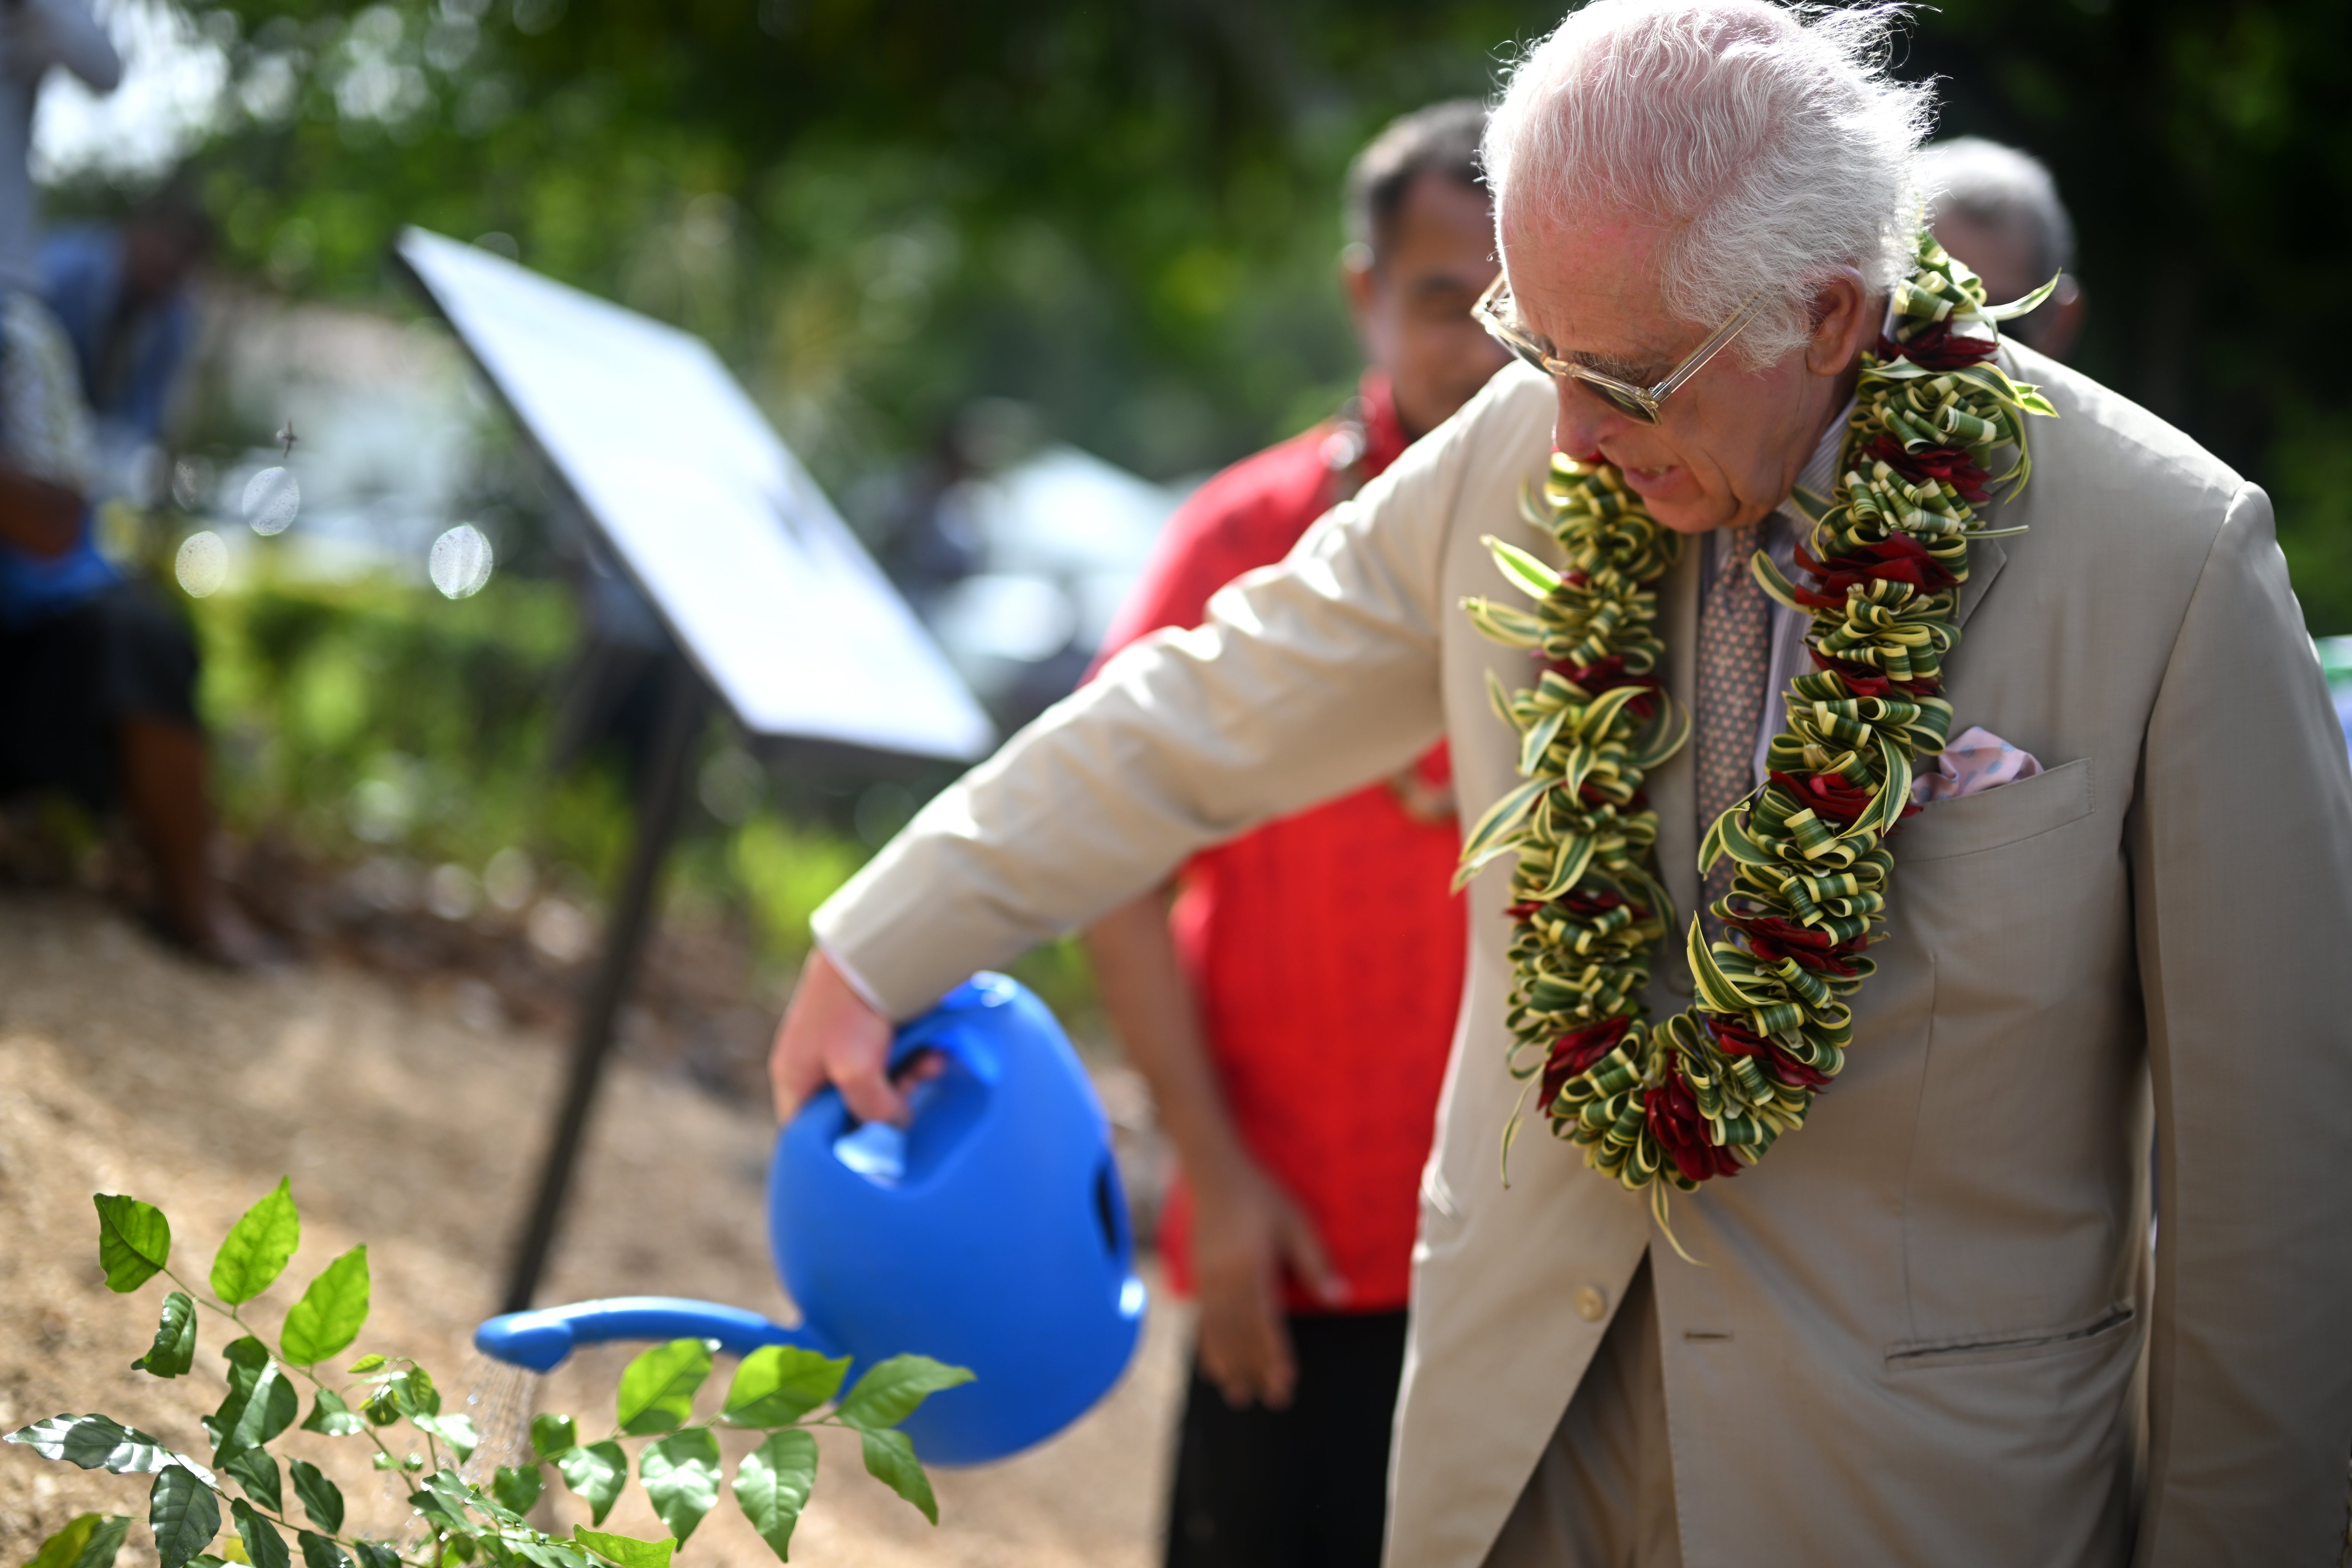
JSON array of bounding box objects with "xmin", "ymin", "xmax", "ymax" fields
[
  {"xmin": 1884, "ymin": 1301, "xmax": 2135, "ymax": 1372},
  {"xmin": 1896, "ymin": 756, "xmax": 2095, "ymax": 865}
]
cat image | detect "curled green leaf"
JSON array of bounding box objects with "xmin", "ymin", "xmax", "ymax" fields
[
  {"xmin": 133, "ymin": 1291, "xmax": 197, "ymax": 1379},
  {"xmin": 493, "ymin": 1463, "xmax": 544, "ymax": 1517},
  {"xmin": 210, "ymin": 1179, "xmax": 299, "ymax": 1306},
  {"xmin": 529, "ymin": 1413, "xmax": 579, "ymax": 1461},
  {"xmin": 7, "ymin": 1414, "xmax": 196, "ymax": 1479},
  {"xmin": 299, "ymin": 1390, "xmax": 365, "ymax": 1439},
  {"xmin": 92, "ymin": 1195, "xmax": 171, "ymax": 1293},
  {"xmin": 411, "ymin": 1412, "xmax": 477, "ymax": 1463},
  {"xmin": 211, "ymin": 1338, "xmax": 296, "ymax": 1459}
]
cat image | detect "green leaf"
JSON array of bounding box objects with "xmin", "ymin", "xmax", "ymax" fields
[
  {"xmin": 92, "ymin": 1195, "xmax": 172, "ymax": 1293},
  {"xmin": 211, "ymin": 1339, "xmax": 297, "ymax": 1459},
  {"xmin": 555, "ymin": 1440, "xmax": 628, "ymax": 1526},
  {"xmin": 210, "ymin": 1180, "xmax": 300, "ymax": 1306},
  {"xmin": 857, "ymin": 1428, "xmax": 938, "ymax": 1525},
  {"xmin": 529, "ymin": 1414, "xmax": 578, "ymax": 1461},
  {"xmin": 278, "ymin": 1248, "xmax": 369, "ymax": 1366},
  {"xmin": 732, "ymin": 1430, "xmax": 817, "ymax": 1562},
  {"xmin": 295, "ymin": 1533, "xmax": 349, "ymax": 1568},
  {"xmin": 299, "ymin": 1391, "xmax": 365, "ymax": 1439},
  {"xmin": 149, "ymin": 1464, "xmax": 221, "ymax": 1568},
  {"xmin": 722, "ymin": 1347, "xmax": 849, "ymax": 1428},
  {"xmin": 492, "ymin": 1464, "xmax": 543, "ymax": 1517},
  {"xmin": 133, "ymin": 1292, "xmax": 198, "ymax": 1379},
  {"xmin": 348, "ymin": 1545, "xmax": 400, "ymax": 1568},
  {"xmin": 571, "ymin": 1530, "xmax": 671, "ymax": 1568},
  {"xmin": 6, "ymin": 1415, "xmax": 199, "ymax": 1479},
  {"xmin": 614, "ymin": 1340, "xmax": 711, "ymax": 1436},
  {"xmin": 387, "ymin": 1366, "xmax": 439, "ymax": 1420},
  {"xmin": 638, "ymin": 1429, "xmax": 721, "ymax": 1544},
  {"xmin": 345, "ymin": 1355, "xmax": 386, "ymax": 1375},
  {"xmin": 286, "ymin": 1459, "xmax": 343, "ymax": 1534},
  {"xmin": 24, "ymin": 1512, "xmax": 133, "ymax": 1568},
  {"xmin": 833, "ymin": 1356, "xmax": 975, "ymax": 1434},
  {"xmin": 231, "ymin": 1500, "xmax": 290, "ymax": 1568},
  {"xmin": 220, "ymin": 1446, "xmax": 281, "ymax": 1514}
]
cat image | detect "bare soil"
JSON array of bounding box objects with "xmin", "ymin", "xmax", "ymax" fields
[{"xmin": 0, "ymin": 890, "xmax": 1185, "ymax": 1567}]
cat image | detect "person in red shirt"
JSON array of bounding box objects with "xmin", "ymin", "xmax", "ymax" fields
[{"xmin": 1083, "ymin": 101, "xmax": 1507, "ymax": 1568}]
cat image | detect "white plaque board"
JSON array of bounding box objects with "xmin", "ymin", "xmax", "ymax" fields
[{"xmin": 397, "ymin": 227, "xmax": 994, "ymax": 761}]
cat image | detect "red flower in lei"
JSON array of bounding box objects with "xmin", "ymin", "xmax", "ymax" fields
[
  {"xmin": 1726, "ymin": 911, "xmax": 1869, "ymax": 978},
  {"xmin": 1542, "ymin": 1016, "xmax": 1631, "ymax": 1110},
  {"xmin": 1876, "ymin": 322, "xmax": 1996, "ymax": 371},
  {"xmin": 1644, "ymin": 1074, "xmax": 1743, "ymax": 1182},
  {"xmin": 1854, "ymin": 431, "xmax": 1992, "ymax": 506},
  {"xmin": 1707, "ymin": 1015, "xmax": 1833, "ymax": 1091}
]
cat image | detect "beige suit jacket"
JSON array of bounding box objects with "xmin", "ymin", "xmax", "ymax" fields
[{"xmin": 815, "ymin": 352, "xmax": 2352, "ymax": 1566}]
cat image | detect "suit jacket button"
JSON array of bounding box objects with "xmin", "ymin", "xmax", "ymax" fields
[{"xmin": 1573, "ymin": 1285, "xmax": 1608, "ymax": 1322}]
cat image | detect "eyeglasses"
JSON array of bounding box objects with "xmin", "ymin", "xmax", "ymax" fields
[{"xmin": 1473, "ymin": 273, "xmax": 1769, "ymax": 425}]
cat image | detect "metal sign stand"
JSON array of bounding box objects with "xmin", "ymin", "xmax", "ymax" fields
[{"xmin": 500, "ymin": 654, "xmax": 707, "ymax": 1313}]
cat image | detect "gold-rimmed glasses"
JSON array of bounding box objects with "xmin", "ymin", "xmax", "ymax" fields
[{"xmin": 1473, "ymin": 273, "xmax": 1769, "ymax": 425}]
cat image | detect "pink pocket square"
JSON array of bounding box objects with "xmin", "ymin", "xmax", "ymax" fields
[{"xmin": 1914, "ymin": 725, "xmax": 2043, "ymax": 804}]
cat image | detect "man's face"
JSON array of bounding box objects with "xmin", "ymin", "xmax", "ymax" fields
[
  {"xmin": 1346, "ymin": 171, "xmax": 1510, "ymax": 441},
  {"xmin": 1498, "ymin": 210, "xmax": 1862, "ymax": 536}
]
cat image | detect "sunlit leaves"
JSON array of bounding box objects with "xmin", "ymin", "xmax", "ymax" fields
[
  {"xmin": 279, "ymin": 1247, "xmax": 370, "ymax": 1366},
  {"xmin": 732, "ymin": 1430, "xmax": 817, "ymax": 1561},
  {"xmin": 555, "ymin": 1440, "xmax": 628, "ymax": 1525},
  {"xmin": 411, "ymin": 1412, "xmax": 478, "ymax": 1462},
  {"xmin": 614, "ymin": 1340, "xmax": 711, "ymax": 1436},
  {"xmin": 24, "ymin": 1512, "xmax": 131, "ymax": 1568},
  {"xmin": 6, "ymin": 1414, "xmax": 188, "ymax": 1478},
  {"xmin": 149, "ymin": 1465, "xmax": 221, "ymax": 1568},
  {"xmin": 210, "ymin": 1181, "xmax": 300, "ymax": 1306},
  {"xmin": 857, "ymin": 1427, "xmax": 938, "ymax": 1524},
  {"xmin": 494, "ymin": 1463, "xmax": 544, "ymax": 1516},
  {"xmin": 288, "ymin": 1458, "xmax": 345, "ymax": 1534},
  {"xmin": 722, "ymin": 1346, "xmax": 848, "ymax": 1428},
  {"xmin": 92, "ymin": 1196, "xmax": 171, "ymax": 1293},
  {"xmin": 572, "ymin": 1528, "xmax": 671, "ymax": 1568},
  {"xmin": 638, "ymin": 1429, "xmax": 721, "ymax": 1544},
  {"xmin": 134, "ymin": 1292, "xmax": 198, "ymax": 1378},
  {"xmin": 833, "ymin": 1355, "xmax": 973, "ymax": 1433}
]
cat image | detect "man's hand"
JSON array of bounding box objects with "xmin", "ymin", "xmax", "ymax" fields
[
  {"xmin": 1188, "ymin": 1148, "xmax": 1346, "ymax": 1410},
  {"xmin": 768, "ymin": 947, "xmax": 903, "ymax": 1126}
]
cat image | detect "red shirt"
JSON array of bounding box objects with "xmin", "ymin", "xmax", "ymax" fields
[{"xmin": 1094, "ymin": 376, "xmax": 1465, "ymax": 1314}]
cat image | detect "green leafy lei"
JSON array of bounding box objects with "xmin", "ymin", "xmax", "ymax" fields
[{"xmin": 1457, "ymin": 230, "xmax": 2058, "ymax": 1236}]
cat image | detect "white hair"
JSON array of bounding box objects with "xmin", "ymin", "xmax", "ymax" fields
[
  {"xmin": 1918, "ymin": 135, "xmax": 2074, "ymax": 283},
  {"xmin": 1484, "ymin": 0, "xmax": 1934, "ymax": 367}
]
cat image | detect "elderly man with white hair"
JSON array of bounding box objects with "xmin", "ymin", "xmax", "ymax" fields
[{"xmin": 771, "ymin": 2, "xmax": 2352, "ymax": 1563}]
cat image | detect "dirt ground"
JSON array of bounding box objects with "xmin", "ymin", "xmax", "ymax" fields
[{"xmin": 0, "ymin": 890, "xmax": 1187, "ymax": 1567}]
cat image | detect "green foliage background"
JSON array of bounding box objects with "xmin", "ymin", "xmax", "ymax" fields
[{"xmin": 58, "ymin": 0, "xmax": 2352, "ymax": 994}]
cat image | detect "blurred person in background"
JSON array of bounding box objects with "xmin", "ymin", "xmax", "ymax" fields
[
  {"xmin": 41, "ymin": 182, "xmax": 214, "ymax": 498},
  {"xmin": 1919, "ymin": 136, "xmax": 2084, "ymax": 361},
  {"xmin": 0, "ymin": 6, "xmax": 259, "ymax": 964},
  {"xmin": 1080, "ymin": 100, "xmax": 1506, "ymax": 1568}
]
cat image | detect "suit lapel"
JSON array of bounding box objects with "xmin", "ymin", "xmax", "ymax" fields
[{"xmin": 1956, "ymin": 533, "xmax": 2007, "ymax": 631}]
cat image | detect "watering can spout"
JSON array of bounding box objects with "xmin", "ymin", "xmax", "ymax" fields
[{"xmin": 475, "ymin": 1296, "xmax": 832, "ymax": 1373}]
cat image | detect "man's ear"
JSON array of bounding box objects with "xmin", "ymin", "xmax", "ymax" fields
[{"xmin": 1803, "ymin": 270, "xmax": 1874, "ymax": 376}]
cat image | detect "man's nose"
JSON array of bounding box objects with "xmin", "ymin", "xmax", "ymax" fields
[{"xmin": 1551, "ymin": 378, "xmax": 1631, "ymax": 462}]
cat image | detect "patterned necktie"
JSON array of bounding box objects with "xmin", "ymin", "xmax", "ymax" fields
[{"xmin": 1694, "ymin": 523, "xmax": 1772, "ymax": 934}]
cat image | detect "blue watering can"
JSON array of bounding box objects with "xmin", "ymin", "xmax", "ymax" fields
[{"xmin": 474, "ymin": 974, "xmax": 1147, "ymax": 1465}]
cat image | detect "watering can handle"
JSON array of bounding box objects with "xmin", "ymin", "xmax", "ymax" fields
[{"xmin": 474, "ymin": 1296, "xmax": 833, "ymax": 1373}]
